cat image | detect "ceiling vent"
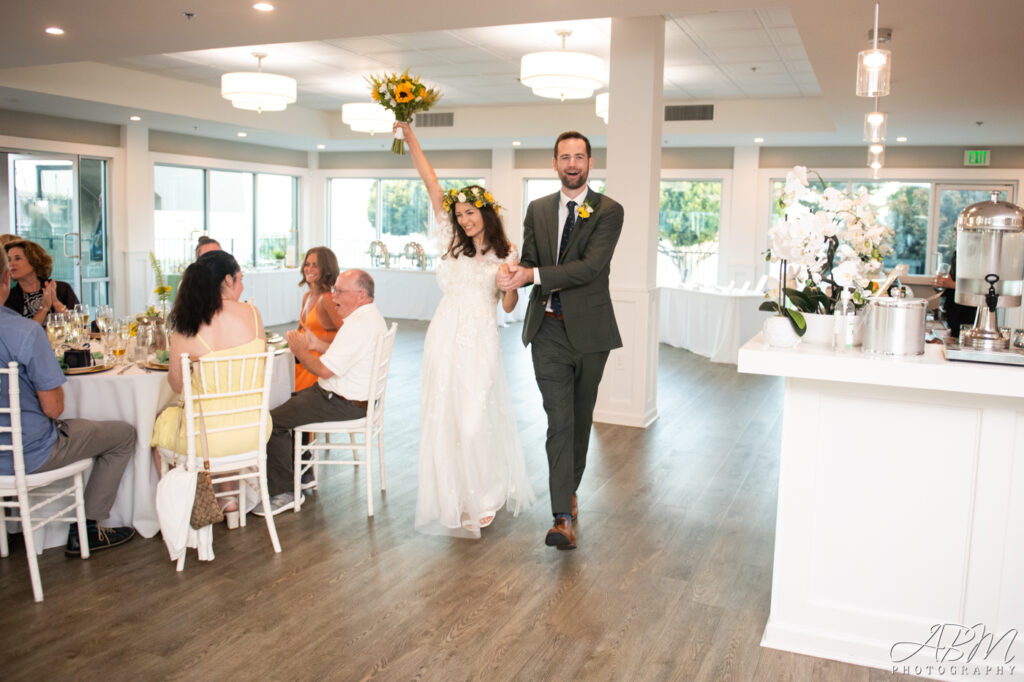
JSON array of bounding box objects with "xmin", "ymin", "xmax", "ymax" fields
[
  {"xmin": 415, "ymin": 112, "xmax": 454, "ymax": 128},
  {"xmin": 664, "ymin": 104, "xmax": 714, "ymax": 122}
]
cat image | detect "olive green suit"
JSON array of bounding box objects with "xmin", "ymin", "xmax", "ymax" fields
[{"xmin": 519, "ymin": 189, "xmax": 624, "ymax": 516}]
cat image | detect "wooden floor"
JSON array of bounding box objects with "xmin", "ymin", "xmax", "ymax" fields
[{"xmin": 1, "ymin": 321, "xmax": 915, "ymax": 681}]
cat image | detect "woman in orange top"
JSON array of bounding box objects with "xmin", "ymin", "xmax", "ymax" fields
[{"xmin": 295, "ymin": 247, "xmax": 343, "ymax": 391}]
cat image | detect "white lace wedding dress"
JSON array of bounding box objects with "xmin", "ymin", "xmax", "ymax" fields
[{"xmin": 414, "ymin": 214, "xmax": 535, "ymax": 538}]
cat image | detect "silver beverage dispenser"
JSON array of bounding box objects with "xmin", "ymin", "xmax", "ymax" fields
[{"xmin": 955, "ymin": 192, "xmax": 1024, "ymax": 351}]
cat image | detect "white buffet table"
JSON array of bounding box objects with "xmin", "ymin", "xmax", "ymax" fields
[
  {"xmin": 659, "ymin": 286, "xmax": 768, "ymax": 364},
  {"xmin": 738, "ymin": 337, "xmax": 1023, "ymax": 680},
  {"xmin": 369, "ymin": 267, "xmax": 528, "ymax": 324},
  {"xmin": 26, "ymin": 351, "xmax": 296, "ymax": 551}
]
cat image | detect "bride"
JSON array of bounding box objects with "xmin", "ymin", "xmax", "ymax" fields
[{"xmin": 397, "ymin": 122, "xmax": 534, "ymax": 538}]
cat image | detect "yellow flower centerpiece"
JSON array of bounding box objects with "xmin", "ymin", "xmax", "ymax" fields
[{"xmin": 367, "ymin": 71, "xmax": 442, "ymax": 155}]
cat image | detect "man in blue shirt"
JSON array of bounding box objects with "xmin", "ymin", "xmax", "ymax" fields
[{"xmin": 0, "ymin": 247, "xmax": 136, "ymax": 556}]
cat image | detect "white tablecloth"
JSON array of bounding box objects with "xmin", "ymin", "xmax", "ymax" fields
[
  {"xmin": 245, "ymin": 269, "xmax": 304, "ymax": 327},
  {"xmin": 368, "ymin": 267, "xmax": 528, "ymax": 324},
  {"xmin": 659, "ymin": 287, "xmax": 769, "ymax": 364},
  {"xmin": 27, "ymin": 351, "xmax": 295, "ymax": 551}
]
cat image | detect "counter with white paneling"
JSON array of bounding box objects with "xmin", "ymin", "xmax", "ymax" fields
[{"xmin": 738, "ymin": 336, "xmax": 1024, "ymax": 681}]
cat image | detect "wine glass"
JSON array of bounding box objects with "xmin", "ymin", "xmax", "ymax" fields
[
  {"xmin": 95, "ymin": 305, "xmax": 113, "ymax": 334},
  {"xmin": 74, "ymin": 303, "xmax": 91, "ymax": 331}
]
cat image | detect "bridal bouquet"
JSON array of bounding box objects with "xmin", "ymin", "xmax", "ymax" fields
[
  {"xmin": 367, "ymin": 71, "xmax": 442, "ymax": 155},
  {"xmin": 761, "ymin": 166, "xmax": 893, "ymax": 333}
]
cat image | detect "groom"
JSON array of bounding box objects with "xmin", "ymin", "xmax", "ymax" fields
[{"xmin": 497, "ymin": 131, "xmax": 623, "ymax": 550}]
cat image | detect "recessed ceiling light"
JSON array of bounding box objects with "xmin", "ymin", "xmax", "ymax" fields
[
  {"xmin": 316, "ymin": 144, "xmax": 325, "ymax": 150},
  {"xmin": 237, "ymin": 132, "xmax": 248, "ymax": 138},
  {"xmin": 253, "ymin": 2, "xmax": 275, "ymax": 10},
  {"xmin": 129, "ymin": 115, "xmax": 142, "ymax": 122},
  {"xmin": 512, "ymin": 140, "xmax": 521, "ymax": 147},
  {"xmin": 45, "ymin": 27, "xmax": 65, "ymax": 36},
  {"xmin": 754, "ymin": 137, "xmax": 765, "ymax": 144},
  {"xmin": 896, "ymin": 136, "xmax": 908, "ymax": 143}
]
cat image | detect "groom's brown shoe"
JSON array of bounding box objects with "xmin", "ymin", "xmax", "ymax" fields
[
  {"xmin": 571, "ymin": 494, "xmax": 578, "ymax": 522},
  {"xmin": 545, "ymin": 517, "xmax": 576, "ymax": 550}
]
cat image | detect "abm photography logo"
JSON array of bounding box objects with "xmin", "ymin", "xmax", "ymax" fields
[{"xmin": 891, "ymin": 622, "xmax": 1018, "ymax": 677}]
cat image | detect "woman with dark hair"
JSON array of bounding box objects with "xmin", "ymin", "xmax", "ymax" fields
[
  {"xmin": 397, "ymin": 122, "xmax": 534, "ymax": 539},
  {"xmin": 294, "ymin": 246, "xmax": 343, "ymax": 391},
  {"xmin": 3, "ymin": 239, "xmax": 79, "ymax": 324},
  {"xmin": 150, "ymin": 251, "xmax": 268, "ymax": 527}
]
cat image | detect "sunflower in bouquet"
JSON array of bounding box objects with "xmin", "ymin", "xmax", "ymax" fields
[{"xmin": 367, "ymin": 71, "xmax": 442, "ymax": 154}]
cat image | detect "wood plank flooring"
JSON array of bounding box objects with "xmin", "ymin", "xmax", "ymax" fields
[{"xmin": 0, "ymin": 321, "xmax": 917, "ymax": 681}]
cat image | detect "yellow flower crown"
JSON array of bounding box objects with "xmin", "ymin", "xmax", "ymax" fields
[{"xmin": 441, "ymin": 187, "xmax": 501, "ymax": 213}]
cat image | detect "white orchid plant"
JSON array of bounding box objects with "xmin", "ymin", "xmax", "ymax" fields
[{"xmin": 761, "ymin": 166, "xmax": 894, "ymax": 334}]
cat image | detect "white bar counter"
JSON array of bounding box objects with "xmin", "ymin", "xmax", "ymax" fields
[{"xmin": 738, "ymin": 336, "xmax": 1023, "ymax": 680}]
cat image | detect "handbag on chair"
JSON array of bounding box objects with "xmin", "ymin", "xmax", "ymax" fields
[{"xmin": 175, "ymin": 363, "xmax": 223, "ymax": 529}]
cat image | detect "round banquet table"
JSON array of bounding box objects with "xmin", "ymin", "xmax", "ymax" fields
[{"xmin": 23, "ymin": 351, "xmax": 295, "ymax": 551}]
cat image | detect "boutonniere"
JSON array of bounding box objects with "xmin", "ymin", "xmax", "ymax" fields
[{"xmin": 577, "ymin": 201, "xmax": 594, "ymax": 220}]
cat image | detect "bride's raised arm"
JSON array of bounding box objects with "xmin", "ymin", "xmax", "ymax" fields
[{"xmin": 396, "ymin": 121, "xmax": 444, "ymax": 217}]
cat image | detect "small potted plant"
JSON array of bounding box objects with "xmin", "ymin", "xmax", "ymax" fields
[{"xmin": 272, "ymin": 248, "xmax": 286, "ymax": 268}]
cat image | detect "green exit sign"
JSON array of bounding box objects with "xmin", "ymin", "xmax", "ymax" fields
[{"xmin": 964, "ymin": 149, "xmax": 991, "ymax": 166}]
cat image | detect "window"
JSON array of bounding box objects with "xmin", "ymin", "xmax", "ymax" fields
[
  {"xmin": 328, "ymin": 176, "xmax": 484, "ymax": 269},
  {"xmin": 853, "ymin": 181, "xmax": 930, "ymax": 274},
  {"xmin": 658, "ymin": 180, "xmax": 722, "ymax": 286},
  {"xmin": 769, "ymin": 178, "xmax": 1015, "ymax": 275},
  {"xmin": 153, "ymin": 164, "xmax": 298, "ymax": 271},
  {"xmin": 154, "ymin": 165, "xmax": 204, "ymax": 267}
]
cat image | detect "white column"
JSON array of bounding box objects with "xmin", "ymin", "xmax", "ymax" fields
[
  {"xmin": 722, "ymin": 145, "xmax": 760, "ymax": 286},
  {"xmin": 119, "ymin": 124, "xmax": 153, "ymax": 316},
  {"xmin": 595, "ymin": 16, "xmax": 663, "ymax": 428},
  {"xmin": 489, "ymin": 147, "xmax": 521, "ymax": 245},
  {"xmin": 303, "ymin": 150, "xmax": 323, "ymax": 263}
]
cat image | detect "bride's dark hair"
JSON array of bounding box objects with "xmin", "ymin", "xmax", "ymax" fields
[{"xmin": 447, "ymin": 185, "xmax": 511, "ymax": 260}]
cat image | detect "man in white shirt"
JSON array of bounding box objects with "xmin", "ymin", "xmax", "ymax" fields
[{"xmin": 256, "ymin": 269, "xmax": 387, "ymax": 515}]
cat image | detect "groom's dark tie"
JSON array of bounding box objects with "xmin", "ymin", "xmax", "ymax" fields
[{"xmin": 550, "ymin": 200, "xmax": 577, "ymax": 318}]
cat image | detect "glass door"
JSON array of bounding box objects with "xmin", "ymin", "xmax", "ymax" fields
[{"xmin": 9, "ymin": 154, "xmax": 111, "ymax": 306}]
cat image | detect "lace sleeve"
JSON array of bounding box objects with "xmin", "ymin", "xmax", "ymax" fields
[
  {"xmin": 430, "ymin": 211, "xmax": 454, "ymax": 251},
  {"xmin": 503, "ymin": 244, "xmax": 519, "ymax": 265}
]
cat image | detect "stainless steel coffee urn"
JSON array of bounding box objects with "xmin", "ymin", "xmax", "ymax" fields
[{"xmin": 955, "ymin": 192, "xmax": 1024, "ymax": 350}]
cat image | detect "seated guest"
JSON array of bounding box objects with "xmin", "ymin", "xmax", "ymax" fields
[
  {"xmin": 0, "ymin": 246, "xmax": 136, "ymax": 555},
  {"xmin": 935, "ymin": 253, "xmax": 978, "ymax": 339},
  {"xmin": 3, "ymin": 239, "xmax": 79, "ymax": 324},
  {"xmin": 195, "ymin": 235, "xmax": 221, "ymax": 259},
  {"xmin": 254, "ymin": 269, "xmax": 385, "ymax": 516},
  {"xmin": 150, "ymin": 251, "xmax": 268, "ymax": 526},
  {"xmin": 295, "ymin": 247, "xmax": 344, "ymax": 392}
]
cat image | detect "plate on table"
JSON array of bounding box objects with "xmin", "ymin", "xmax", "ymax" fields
[
  {"xmin": 64, "ymin": 363, "xmax": 114, "ymax": 375},
  {"xmin": 143, "ymin": 358, "xmax": 170, "ymax": 371}
]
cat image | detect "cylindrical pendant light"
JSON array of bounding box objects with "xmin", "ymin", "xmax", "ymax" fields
[
  {"xmin": 864, "ymin": 111, "xmax": 887, "ymax": 143},
  {"xmin": 856, "ymin": 4, "xmax": 891, "ymax": 97}
]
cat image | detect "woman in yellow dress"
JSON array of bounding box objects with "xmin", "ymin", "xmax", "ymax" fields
[
  {"xmin": 150, "ymin": 250, "xmax": 268, "ymax": 526},
  {"xmin": 294, "ymin": 247, "xmax": 343, "ymax": 391}
]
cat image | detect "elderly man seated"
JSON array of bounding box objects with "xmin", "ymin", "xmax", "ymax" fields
[
  {"xmin": 254, "ymin": 268, "xmax": 386, "ymax": 516},
  {"xmin": 0, "ymin": 248, "xmax": 137, "ymax": 556}
]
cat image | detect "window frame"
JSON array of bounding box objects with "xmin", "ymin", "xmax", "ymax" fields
[
  {"xmin": 152, "ymin": 158, "xmax": 300, "ymax": 270},
  {"xmin": 759, "ymin": 167, "xmax": 1020, "ymax": 278},
  {"xmin": 325, "ymin": 168, "xmax": 490, "ymax": 270}
]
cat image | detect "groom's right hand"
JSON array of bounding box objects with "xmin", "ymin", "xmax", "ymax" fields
[{"xmin": 497, "ymin": 263, "xmax": 533, "ymax": 291}]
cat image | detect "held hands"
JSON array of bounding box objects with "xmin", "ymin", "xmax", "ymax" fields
[{"xmin": 496, "ymin": 263, "xmax": 532, "ymax": 292}]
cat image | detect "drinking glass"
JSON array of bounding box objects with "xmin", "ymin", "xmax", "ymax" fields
[
  {"xmin": 111, "ymin": 321, "xmax": 130, "ymax": 365},
  {"xmin": 45, "ymin": 316, "xmax": 63, "ymax": 351},
  {"xmin": 74, "ymin": 303, "xmax": 91, "ymax": 331},
  {"xmin": 95, "ymin": 305, "xmax": 113, "ymax": 334}
]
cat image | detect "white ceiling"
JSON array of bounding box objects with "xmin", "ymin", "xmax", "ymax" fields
[
  {"xmin": 1, "ymin": 0, "xmax": 1022, "ymax": 152},
  {"xmin": 108, "ymin": 10, "xmax": 817, "ymax": 110}
]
